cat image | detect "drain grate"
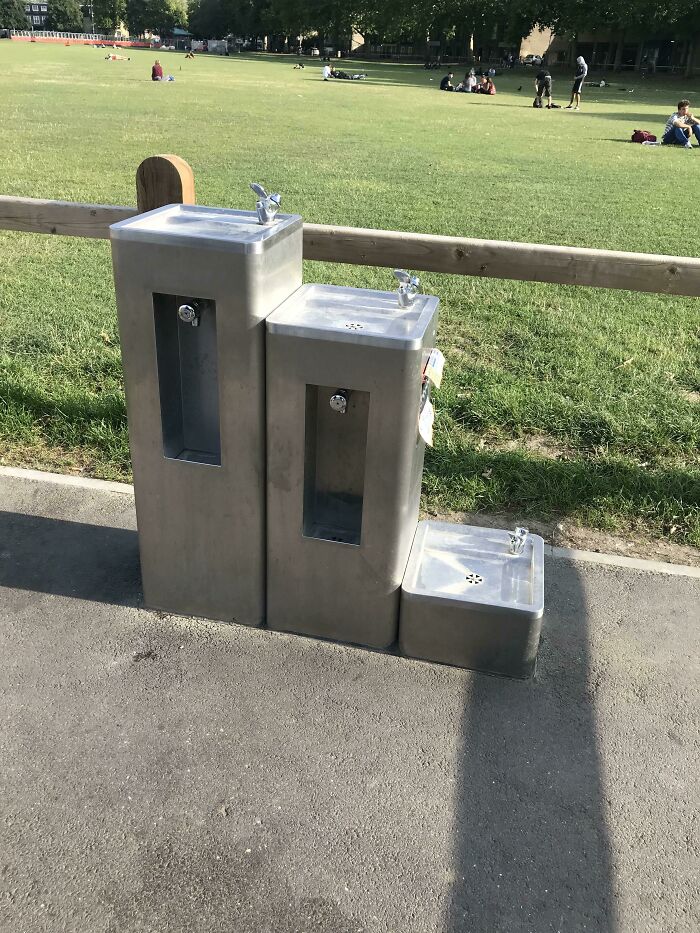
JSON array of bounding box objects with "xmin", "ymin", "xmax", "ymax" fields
[
  {"xmin": 464, "ymin": 571, "xmax": 484, "ymax": 586},
  {"xmin": 345, "ymin": 322, "xmax": 364, "ymax": 330}
]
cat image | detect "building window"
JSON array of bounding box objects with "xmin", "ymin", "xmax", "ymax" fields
[
  {"xmin": 33, "ymin": 14, "xmax": 40, "ymax": 22},
  {"xmin": 32, "ymin": 4, "xmax": 39, "ymax": 10}
]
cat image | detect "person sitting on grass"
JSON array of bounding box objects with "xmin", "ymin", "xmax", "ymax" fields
[
  {"xmin": 440, "ymin": 72, "xmax": 455, "ymax": 91},
  {"xmin": 663, "ymin": 99, "xmax": 700, "ymax": 148},
  {"xmin": 477, "ymin": 76, "xmax": 496, "ymax": 95},
  {"xmin": 151, "ymin": 60, "xmax": 163, "ymax": 81}
]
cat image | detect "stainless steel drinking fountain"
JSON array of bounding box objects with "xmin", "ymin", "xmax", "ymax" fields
[
  {"xmin": 399, "ymin": 521, "xmax": 545, "ymax": 678},
  {"xmin": 110, "ymin": 195, "xmax": 302, "ymax": 623},
  {"xmin": 265, "ymin": 277, "xmax": 440, "ymax": 648}
]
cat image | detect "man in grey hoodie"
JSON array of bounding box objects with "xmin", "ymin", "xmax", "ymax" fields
[{"xmin": 566, "ymin": 56, "xmax": 588, "ymax": 110}]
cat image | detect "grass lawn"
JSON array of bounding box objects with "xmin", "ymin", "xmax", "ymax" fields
[{"xmin": 0, "ymin": 42, "xmax": 699, "ymax": 546}]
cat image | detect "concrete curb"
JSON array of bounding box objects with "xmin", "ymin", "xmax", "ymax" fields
[
  {"xmin": 543, "ymin": 544, "xmax": 700, "ymax": 579},
  {"xmin": 0, "ymin": 465, "xmax": 134, "ymax": 496},
  {"xmin": 2, "ymin": 465, "xmax": 699, "ymax": 580}
]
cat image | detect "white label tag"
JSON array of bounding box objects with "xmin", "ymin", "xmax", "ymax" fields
[
  {"xmin": 423, "ymin": 348, "xmax": 445, "ymax": 389},
  {"xmin": 418, "ymin": 397, "xmax": 435, "ymax": 447}
]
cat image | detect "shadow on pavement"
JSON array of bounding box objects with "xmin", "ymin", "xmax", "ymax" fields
[
  {"xmin": 444, "ymin": 558, "xmax": 617, "ymax": 931},
  {"xmin": 0, "ymin": 511, "xmax": 141, "ymax": 606}
]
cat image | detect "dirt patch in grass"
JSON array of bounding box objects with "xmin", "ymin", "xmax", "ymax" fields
[
  {"xmin": 427, "ymin": 509, "xmax": 700, "ymax": 569},
  {"xmin": 491, "ymin": 433, "xmax": 572, "ymax": 460},
  {"xmin": 679, "ymin": 389, "xmax": 700, "ymax": 405}
]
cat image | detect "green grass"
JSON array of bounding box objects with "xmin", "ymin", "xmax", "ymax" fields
[{"xmin": 0, "ymin": 43, "xmax": 699, "ymax": 545}]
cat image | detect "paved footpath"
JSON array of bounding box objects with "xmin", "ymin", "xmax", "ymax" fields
[{"xmin": 0, "ymin": 467, "xmax": 698, "ymax": 933}]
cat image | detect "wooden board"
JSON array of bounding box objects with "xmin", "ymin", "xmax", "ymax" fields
[
  {"xmin": 0, "ymin": 196, "xmax": 136, "ymax": 238},
  {"xmin": 1, "ymin": 196, "xmax": 699, "ymax": 298},
  {"xmin": 303, "ymin": 224, "xmax": 700, "ymax": 298}
]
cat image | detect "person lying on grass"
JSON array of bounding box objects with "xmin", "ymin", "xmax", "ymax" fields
[
  {"xmin": 332, "ymin": 69, "xmax": 367, "ymax": 80},
  {"xmin": 663, "ymin": 99, "xmax": 700, "ymax": 148}
]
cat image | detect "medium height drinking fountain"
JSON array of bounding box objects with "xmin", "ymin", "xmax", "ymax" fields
[
  {"xmin": 265, "ymin": 274, "xmax": 440, "ymax": 648},
  {"xmin": 110, "ymin": 192, "xmax": 302, "ymax": 624}
]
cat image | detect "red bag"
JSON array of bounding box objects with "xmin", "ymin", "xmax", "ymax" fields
[{"xmin": 631, "ymin": 129, "xmax": 657, "ymax": 143}]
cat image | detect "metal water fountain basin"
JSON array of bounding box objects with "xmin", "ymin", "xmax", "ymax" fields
[{"xmin": 399, "ymin": 521, "xmax": 545, "ymax": 678}]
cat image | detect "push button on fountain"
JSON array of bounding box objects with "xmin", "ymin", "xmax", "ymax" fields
[
  {"xmin": 329, "ymin": 389, "xmax": 349, "ymax": 414},
  {"xmin": 177, "ymin": 303, "xmax": 199, "ymax": 326}
]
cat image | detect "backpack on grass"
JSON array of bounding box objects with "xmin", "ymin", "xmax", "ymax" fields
[{"xmin": 631, "ymin": 129, "xmax": 657, "ymax": 143}]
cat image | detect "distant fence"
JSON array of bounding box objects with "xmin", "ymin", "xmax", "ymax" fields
[
  {"xmin": 0, "ymin": 155, "xmax": 699, "ymax": 298},
  {"xmin": 9, "ymin": 30, "xmax": 151, "ymax": 48}
]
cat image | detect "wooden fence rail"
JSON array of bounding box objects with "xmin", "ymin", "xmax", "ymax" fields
[{"xmin": 1, "ymin": 155, "xmax": 699, "ymax": 299}]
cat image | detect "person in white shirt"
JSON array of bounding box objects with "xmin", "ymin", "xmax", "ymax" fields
[
  {"xmin": 662, "ymin": 99, "xmax": 700, "ymax": 147},
  {"xmin": 566, "ymin": 56, "xmax": 588, "ymax": 110},
  {"xmin": 322, "ymin": 64, "xmax": 332, "ymax": 80}
]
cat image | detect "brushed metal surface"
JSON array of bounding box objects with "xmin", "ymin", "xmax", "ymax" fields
[
  {"xmin": 266, "ymin": 285, "xmax": 439, "ymax": 648},
  {"xmin": 154, "ymin": 294, "xmax": 221, "ymax": 464},
  {"xmin": 399, "ymin": 521, "xmax": 545, "ymax": 677},
  {"xmin": 111, "ymin": 206, "xmax": 303, "ymax": 624}
]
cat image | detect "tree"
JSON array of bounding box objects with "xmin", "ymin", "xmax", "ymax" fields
[
  {"xmin": 188, "ymin": 0, "xmax": 241, "ymax": 37},
  {"xmin": 0, "ymin": 0, "xmax": 29, "ymax": 29},
  {"xmin": 91, "ymin": 0, "xmax": 126, "ymax": 32},
  {"xmin": 125, "ymin": 0, "xmax": 186, "ymax": 36},
  {"xmin": 45, "ymin": 0, "xmax": 84, "ymax": 30}
]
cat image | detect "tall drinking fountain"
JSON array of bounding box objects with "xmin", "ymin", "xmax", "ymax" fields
[
  {"xmin": 110, "ymin": 195, "xmax": 302, "ymax": 623},
  {"xmin": 266, "ymin": 278, "xmax": 440, "ymax": 648}
]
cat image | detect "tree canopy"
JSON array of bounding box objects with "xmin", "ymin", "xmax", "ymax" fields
[
  {"xmin": 3, "ymin": 0, "xmax": 697, "ymax": 40},
  {"xmin": 0, "ymin": 0, "xmax": 30, "ymax": 29},
  {"xmin": 45, "ymin": 0, "xmax": 84, "ymax": 30},
  {"xmin": 179, "ymin": 0, "xmax": 697, "ymax": 43},
  {"xmin": 91, "ymin": 0, "xmax": 127, "ymax": 32},
  {"xmin": 125, "ymin": 0, "xmax": 188, "ymax": 36}
]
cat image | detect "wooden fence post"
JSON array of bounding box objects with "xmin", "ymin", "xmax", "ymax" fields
[{"xmin": 136, "ymin": 155, "xmax": 196, "ymax": 213}]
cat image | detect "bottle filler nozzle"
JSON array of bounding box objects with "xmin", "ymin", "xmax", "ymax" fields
[
  {"xmin": 250, "ymin": 183, "xmax": 282, "ymax": 225},
  {"xmin": 393, "ymin": 269, "xmax": 421, "ymax": 308}
]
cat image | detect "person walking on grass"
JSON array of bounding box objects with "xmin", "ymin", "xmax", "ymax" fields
[
  {"xmin": 566, "ymin": 55, "xmax": 587, "ymax": 110},
  {"xmin": 535, "ymin": 65, "xmax": 553, "ymax": 108},
  {"xmin": 663, "ymin": 99, "xmax": 700, "ymax": 147}
]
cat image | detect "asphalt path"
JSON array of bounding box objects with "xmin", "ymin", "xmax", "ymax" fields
[{"xmin": 1, "ymin": 470, "xmax": 698, "ymax": 932}]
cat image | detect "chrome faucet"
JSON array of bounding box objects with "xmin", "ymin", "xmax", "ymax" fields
[
  {"xmin": 508, "ymin": 526, "xmax": 529, "ymax": 556},
  {"xmin": 250, "ymin": 183, "xmax": 282, "ymax": 225},
  {"xmin": 393, "ymin": 269, "xmax": 421, "ymax": 308}
]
